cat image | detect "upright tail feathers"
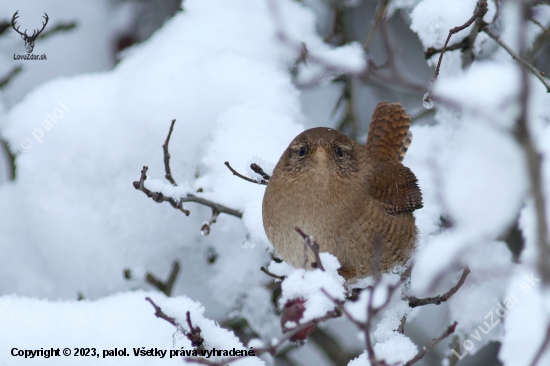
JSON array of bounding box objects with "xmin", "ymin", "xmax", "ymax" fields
[{"xmin": 365, "ymin": 101, "xmax": 412, "ymax": 162}]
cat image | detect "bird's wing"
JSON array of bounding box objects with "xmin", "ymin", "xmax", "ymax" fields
[
  {"xmin": 368, "ymin": 159, "xmax": 423, "ymax": 213},
  {"xmin": 366, "ymin": 102, "xmax": 411, "ymax": 162}
]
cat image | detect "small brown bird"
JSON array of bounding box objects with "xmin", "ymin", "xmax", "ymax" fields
[{"xmin": 262, "ymin": 102, "xmax": 423, "ymax": 281}]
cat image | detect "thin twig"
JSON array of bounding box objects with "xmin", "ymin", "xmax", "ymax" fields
[
  {"xmin": 294, "ymin": 227, "xmax": 325, "ymax": 271},
  {"xmin": 200, "ymin": 209, "xmax": 220, "ymax": 236},
  {"xmin": 225, "ymin": 161, "xmax": 268, "ymax": 185},
  {"xmin": 424, "ymin": 39, "xmax": 468, "ymax": 59},
  {"xmin": 407, "ymin": 267, "xmax": 470, "ymax": 308},
  {"xmin": 514, "ymin": 1, "xmax": 550, "ymax": 288},
  {"xmin": 0, "ymin": 65, "xmax": 23, "ymax": 89},
  {"xmin": 146, "ymin": 261, "xmax": 181, "ymax": 296},
  {"xmin": 0, "ymin": 20, "xmax": 10, "ymax": 36},
  {"xmin": 530, "ymin": 18, "xmax": 550, "ymax": 43},
  {"xmin": 145, "ymin": 297, "xmax": 205, "ymax": 351},
  {"xmin": 322, "ymin": 276, "xmax": 403, "ymax": 366},
  {"xmin": 482, "ymin": 26, "xmax": 550, "ymax": 92},
  {"xmin": 323, "ymin": 5, "xmax": 343, "ymax": 44},
  {"xmin": 267, "ymin": 0, "xmax": 366, "ymax": 77},
  {"xmin": 133, "ymin": 166, "xmax": 243, "ymax": 218},
  {"xmin": 363, "ymin": 0, "xmax": 390, "ymax": 50},
  {"xmin": 163, "ymin": 119, "xmax": 177, "ymax": 186},
  {"xmin": 38, "ymin": 21, "xmax": 77, "ymax": 39},
  {"xmin": 145, "ymin": 297, "xmax": 181, "ymax": 328},
  {"xmin": 133, "ymin": 166, "xmax": 190, "ymax": 215},
  {"xmin": 530, "ymin": 322, "xmax": 550, "ymax": 366},
  {"xmin": 260, "ymin": 266, "xmax": 286, "ymax": 280},
  {"xmin": 185, "ymin": 311, "xmax": 206, "ymax": 351},
  {"xmin": 403, "ymin": 322, "xmax": 458, "ymax": 366},
  {"xmin": 185, "ymin": 309, "xmax": 341, "ymax": 365},
  {"xmin": 0, "ymin": 139, "xmax": 16, "ymax": 180},
  {"xmin": 426, "ymin": 1, "xmax": 488, "ymax": 103},
  {"xmin": 250, "ymin": 163, "xmax": 271, "ymax": 181}
]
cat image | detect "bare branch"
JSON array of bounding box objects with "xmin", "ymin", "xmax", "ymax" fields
[
  {"xmin": 133, "ymin": 166, "xmax": 243, "ymax": 219},
  {"xmin": 424, "ymin": 39, "xmax": 468, "ymax": 59},
  {"xmin": 200, "ymin": 209, "xmax": 220, "ymax": 236},
  {"xmin": 530, "ymin": 322, "xmax": 550, "ymax": 366},
  {"xmin": 250, "ymin": 163, "xmax": 271, "ymax": 181},
  {"xmin": 145, "ymin": 297, "xmax": 205, "ymax": 351},
  {"xmin": 363, "ymin": 0, "xmax": 390, "ymax": 50},
  {"xmin": 407, "ymin": 267, "xmax": 470, "ymax": 308},
  {"xmin": 38, "ymin": 21, "xmax": 77, "ymax": 40},
  {"xmin": 514, "ymin": 1, "xmax": 550, "ymax": 288},
  {"xmin": 403, "ymin": 322, "xmax": 458, "ymax": 366},
  {"xmin": 146, "ymin": 261, "xmax": 180, "ymax": 296},
  {"xmin": 163, "ymin": 119, "xmax": 177, "ymax": 186},
  {"xmin": 0, "ymin": 65, "xmax": 23, "ymax": 89},
  {"xmin": 145, "ymin": 296, "xmax": 181, "ymax": 328},
  {"xmin": 186, "ymin": 311, "xmax": 206, "ymax": 351},
  {"xmin": 322, "ymin": 274, "xmax": 403, "ymax": 366},
  {"xmin": 426, "ymin": 1, "xmax": 488, "ymax": 102},
  {"xmin": 225, "ymin": 161, "xmax": 268, "ymax": 185},
  {"xmin": 185, "ymin": 309, "xmax": 341, "ymax": 365},
  {"xmin": 260, "ymin": 266, "xmax": 286, "ymax": 280},
  {"xmin": 133, "ymin": 166, "xmax": 190, "ymax": 215},
  {"xmin": 482, "ymin": 26, "xmax": 550, "ymax": 93}
]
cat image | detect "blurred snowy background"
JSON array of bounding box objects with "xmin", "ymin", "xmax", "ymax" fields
[{"xmin": 0, "ymin": 0, "xmax": 549, "ymax": 365}]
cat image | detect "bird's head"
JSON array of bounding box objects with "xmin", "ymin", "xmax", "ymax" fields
[{"xmin": 275, "ymin": 127, "xmax": 362, "ymax": 180}]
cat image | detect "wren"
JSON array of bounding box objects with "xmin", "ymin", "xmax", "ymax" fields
[{"xmin": 262, "ymin": 102, "xmax": 423, "ymax": 281}]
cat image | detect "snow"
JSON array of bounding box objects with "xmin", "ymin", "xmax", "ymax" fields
[
  {"xmin": 1, "ymin": 0, "xmax": 550, "ymax": 364},
  {"xmin": 499, "ymin": 268, "xmax": 550, "ymax": 366},
  {"xmin": 435, "ymin": 62, "xmax": 521, "ymax": 128},
  {"xmin": 0, "ymin": 291, "xmax": 263, "ymax": 366},
  {"xmin": 410, "ymin": 0, "xmax": 496, "ymax": 49},
  {"xmin": 344, "ymin": 275, "xmax": 418, "ymax": 365},
  {"xmin": 1, "ymin": 0, "xmax": 320, "ymax": 304},
  {"xmin": 279, "ymin": 253, "xmax": 345, "ymax": 322},
  {"xmin": 348, "ymin": 334, "xmax": 417, "ymax": 366}
]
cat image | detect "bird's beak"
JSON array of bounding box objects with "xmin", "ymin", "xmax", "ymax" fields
[{"xmin": 313, "ymin": 144, "xmax": 328, "ymax": 159}]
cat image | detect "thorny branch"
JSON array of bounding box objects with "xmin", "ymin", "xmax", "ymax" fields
[
  {"xmin": 145, "ymin": 297, "xmax": 205, "ymax": 351},
  {"xmin": 407, "ymin": 267, "xmax": 471, "ymax": 308}
]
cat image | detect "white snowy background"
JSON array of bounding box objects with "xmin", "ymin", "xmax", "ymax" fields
[{"xmin": 0, "ymin": 0, "xmax": 549, "ymax": 365}]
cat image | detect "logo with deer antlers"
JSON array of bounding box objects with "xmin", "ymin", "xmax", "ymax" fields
[{"xmin": 12, "ymin": 11, "xmax": 49, "ymax": 54}]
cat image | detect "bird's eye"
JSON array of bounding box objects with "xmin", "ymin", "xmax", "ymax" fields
[
  {"xmin": 298, "ymin": 146, "xmax": 307, "ymax": 157},
  {"xmin": 336, "ymin": 147, "xmax": 344, "ymax": 158}
]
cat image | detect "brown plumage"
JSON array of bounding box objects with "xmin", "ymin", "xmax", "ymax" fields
[{"xmin": 262, "ymin": 101, "xmax": 423, "ymax": 281}]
